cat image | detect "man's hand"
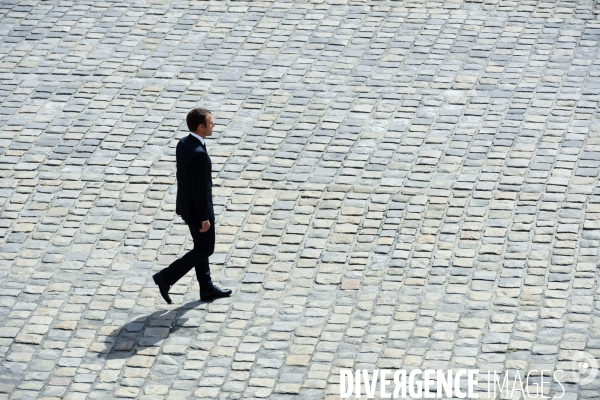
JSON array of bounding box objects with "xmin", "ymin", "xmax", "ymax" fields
[{"xmin": 200, "ymin": 220, "xmax": 211, "ymax": 233}]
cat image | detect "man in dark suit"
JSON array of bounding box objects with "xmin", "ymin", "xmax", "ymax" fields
[{"xmin": 152, "ymin": 108, "xmax": 232, "ymax": 304}]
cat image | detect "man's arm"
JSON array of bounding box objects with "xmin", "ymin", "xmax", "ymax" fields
[{"xmin": 190, "ymin": 151, "xmax": 211, "ymax": 224}]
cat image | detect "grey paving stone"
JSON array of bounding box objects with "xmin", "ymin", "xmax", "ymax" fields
[{"xmin": 0, "ymin": 0, "xmax": 600, "ymax": 399}]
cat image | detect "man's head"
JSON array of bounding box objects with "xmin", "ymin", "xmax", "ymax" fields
[{"xmin": 187, "ymin": 108, "xmax": 214, "ymax": 138}]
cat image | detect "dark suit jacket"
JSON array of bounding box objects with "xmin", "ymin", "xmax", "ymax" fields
[{"xmin": 175, "ymin": 134, "xmax": 214, "ymax": 226}]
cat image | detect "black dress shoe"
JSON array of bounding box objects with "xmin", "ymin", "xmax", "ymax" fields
[
  {"xmin": 201, "ymin": 285, "xmax": 232, "ymax": 301},
  {"xmin": 153, "ymin": 272, "xmax": 172, "ymax": 304}
]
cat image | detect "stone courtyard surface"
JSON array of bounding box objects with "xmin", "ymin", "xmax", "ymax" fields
[{"xmin": 1, "ymin": 0, "xmax": 600, "ymax": 399}]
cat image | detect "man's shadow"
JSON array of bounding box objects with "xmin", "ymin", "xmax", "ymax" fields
[{"xmin": 96, "ymin": 300, "xmax": 212, "ymax": 360}]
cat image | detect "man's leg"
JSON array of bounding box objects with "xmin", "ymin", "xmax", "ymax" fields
[
  {"xmin": 189, "ymin": 220, "xmax": 230, "ymax": 300},
  {"xmin": 160, "ymin": 246, "xmax": 205, "ymax": 286},
  {"xmin": 194, "ymin": 255, "xmax": 213, "ymax": 293},
  {"xmin": 160, "ymin": 221, "xmax": 205, "ymax": 286},
  {"xmin": 189, "ymin": 221, "xmax": 214, "ymax": 293}
]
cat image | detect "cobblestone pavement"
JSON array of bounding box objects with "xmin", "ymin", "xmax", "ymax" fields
[{"xmin": 1, "ymin": 0, "xmax": 600, "ymax": 399}]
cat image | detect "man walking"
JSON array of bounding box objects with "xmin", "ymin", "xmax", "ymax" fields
[{"xmin": 152, "ymin": 108, "xmax": 232, "ymax": 304}]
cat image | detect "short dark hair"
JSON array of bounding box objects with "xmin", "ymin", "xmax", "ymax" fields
[{"xmin": 187, "ymin": 108, "xmax": 211, "ymax": 132}]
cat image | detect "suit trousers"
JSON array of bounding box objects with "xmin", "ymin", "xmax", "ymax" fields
[{"xmin": 160, "ymin": 219, "xmax": 215, "ymax": 292}]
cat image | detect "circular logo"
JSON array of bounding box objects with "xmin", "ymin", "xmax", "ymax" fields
[{"xmin": 570, "ymin": 351, "xmax": 598, "ymax": 386}]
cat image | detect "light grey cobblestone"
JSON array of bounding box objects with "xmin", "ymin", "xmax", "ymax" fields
[{"xmin": 1, "ymin": 0, "xmax": 600, "ymax": 399}]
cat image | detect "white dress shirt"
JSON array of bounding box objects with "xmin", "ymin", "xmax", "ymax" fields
[{"xmin": 190, "ymin": 132, "xmax": 205, "ymax": 146}]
